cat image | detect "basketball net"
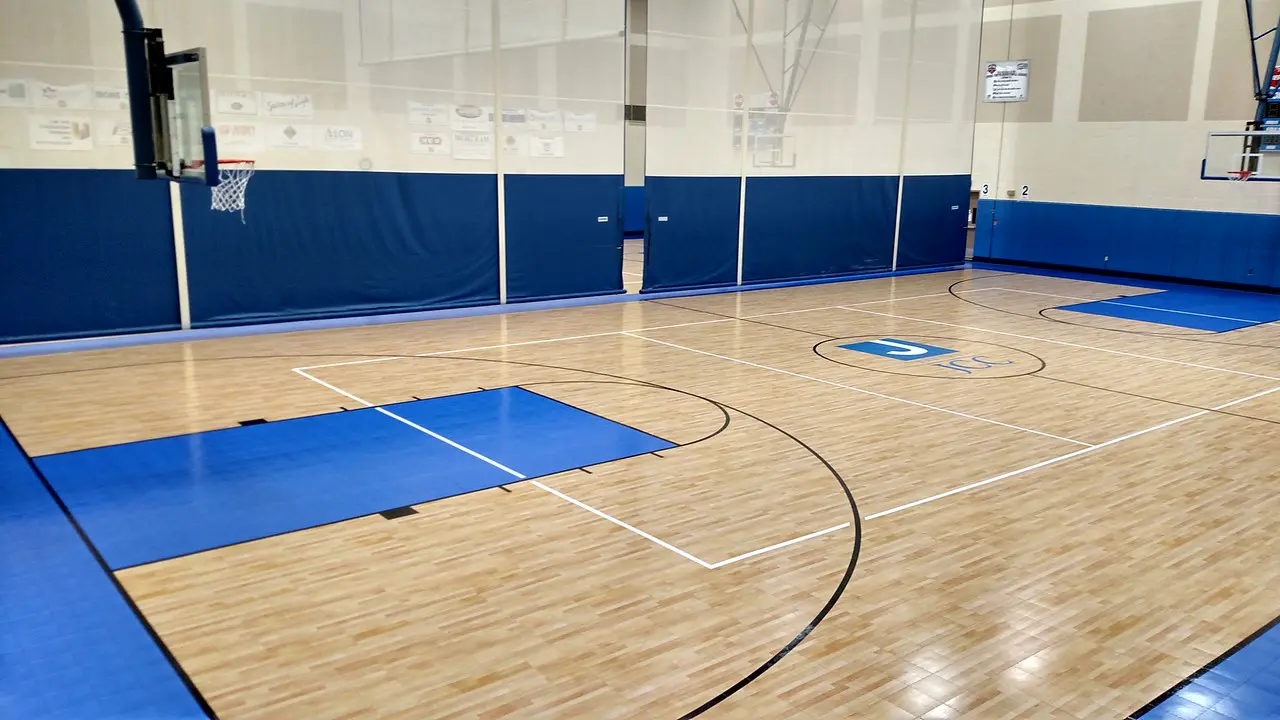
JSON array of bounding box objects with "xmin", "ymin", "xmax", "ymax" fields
[
  {"xmin": 210, "ymin": 160, "xmax": 256, "ymax": 222},
  {"xmin": 1226, "ymin": 170, "xmax": 1253, "ymax": 182}
]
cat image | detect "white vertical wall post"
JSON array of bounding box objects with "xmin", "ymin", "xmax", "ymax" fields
[
  {"xmin": 493, "ymin": 0, "xmax": 508, "ymax": 304},
  {"xmin": 735, "ymin": 0, "xmax": 755, "ymax": 287},
  {"xmin": 169, "ymin": 183, "xmax": 192, "ymax": 330},
  {"xmin": 891, "ymin": 0, "xmax": 920, "ymax": 272}
]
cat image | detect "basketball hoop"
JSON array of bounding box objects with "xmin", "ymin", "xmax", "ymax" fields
[
  {"xmin": 192, "ymin": 159, "xmax": 255, "ymax": 221},
  {"xmin": 1226, "ymin": 170, "xmax": 1254, "ymax": 182}
]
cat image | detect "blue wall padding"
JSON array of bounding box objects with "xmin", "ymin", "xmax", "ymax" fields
[
  {"xmin": 742, "ymin": 175, "xmax": 898, "ymax": 284},
  {"xmin": 504, "ymin": 174, "xmax": 625, "ymax": 302},
  {"xmin": 642, "ymin": 176, "xmax": 742, "ymax": 292},
  {"xmin": 0, "ymin": 420, "xmax": 206, "ymax": 718},
  {"xmin": 977, "ymin": 199, "xmax": 1280, "ymax": 288},
  {"xmin": 182, "ymin": 171, "xmax": 499, "ymax": 327},
  {"xmin": 896, "ymin": 174, "xmax": 971, "ymax": 268},
  {"xmin": 0, "ymin": 170, "xmax": 180, "ymax": 343},
  {"xmin": 623, "ymin": 186, "xmax": 645, "ymax": 236},
  {"xmin": 973, "ymin": 198, "xmax": 996, "ymax": 258}
]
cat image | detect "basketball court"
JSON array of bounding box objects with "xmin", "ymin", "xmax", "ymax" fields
[
  {"xmin": 0, "ymin": 264, "xmax": 1277, "ymax": 718},
  {"xmin": 2, "ymin": 0, "xmax": 1280, "ymax": 718}
]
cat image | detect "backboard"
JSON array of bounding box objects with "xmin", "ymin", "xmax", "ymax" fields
[
  {"xmin": 159, "ymin": 47, "xmax": 219, "ymax": 184},
  {"xmin": 1201, "ymin": 131, "xmax": 1280, "ymax": 182}
]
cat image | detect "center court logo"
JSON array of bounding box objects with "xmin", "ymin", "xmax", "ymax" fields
[{"xmin": 816, "ymin": 336, "xmax": 1043, "ymax": 379}]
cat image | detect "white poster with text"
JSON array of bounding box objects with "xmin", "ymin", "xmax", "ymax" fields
[
  {"xmin": 96, "ymin": 119, "xmax": 132, "ymax": 146},
  {"xmin": 451, "ymin": 130, "xmax": 493, "ymax": 160},
  {"xmin": 33, "ymin": 83, "xmax": 92, "ymax": 110},
  {"xmin": 29, "ymin": 116, "xmax": 94, "ymax": 150},
  {"xmin": 564, "ymin": 111, "xmax": 596, "ymax": 132},
  {"xmin": 983, "ymin": 60, "xmax": 1030, "ymax": 103},
  {"xmin": 410, "ymin": 131, "xmax": 451, "ymax": 155},
  {"xmin": 267, "ymin": 123, "xmax": 314, "ymax": 148},
  {"xmin": 528, "ymin": 136, "xmax": 565, "ymax": 158},
  {"xmin": 94, "ymin": 87, "xmax": 130, "ymax": 110},
  {"xmin": 409, "ymin": 101, "xmax": 450, "ymax": 126},
  {"xmin": 450, "ymin": 104, "xmax": 493, "ymax": 131},
  {"xmin": 216, "ymin": 91, "xmax": 260, "ymax": 116},
  {"xmin": 526, "ymin": 109, "xmax": 563, "ymax": 131},
  {"xmin": 320, "ymin": 125, "xmax": 362, "ymax": 150},
  {"xmin": 216, "ymin": 122, "xmax": 262, "ymax": 152},
  {"xmin": 0, "ymin": 79, "xmax": 28, "ymax": 106},
  {"xmin": 263, "ymin": 93, "xmax": 314, "ymax": 118}
]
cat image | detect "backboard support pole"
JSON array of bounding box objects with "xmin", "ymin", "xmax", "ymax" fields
[{"xmin": 115, "ymin": 0, "xmax": 158, "ymax": 179}]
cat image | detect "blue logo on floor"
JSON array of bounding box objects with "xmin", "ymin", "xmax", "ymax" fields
[{"xmin": 838, "ymin": 338, "xmax": 957, "ymax": 361}]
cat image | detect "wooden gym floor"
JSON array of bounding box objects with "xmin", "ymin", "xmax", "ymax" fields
[{"xmin": 1, "ymin": 266, "xmax": 1278, "ymax": 719}]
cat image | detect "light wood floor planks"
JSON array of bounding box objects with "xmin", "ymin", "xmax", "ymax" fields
[{"xmin": 1, "ymin": 267, "xmax": 1278, "ymax": 719}]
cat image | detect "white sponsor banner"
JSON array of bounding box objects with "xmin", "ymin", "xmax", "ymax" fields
[
  {"xmin": 526, "ymin": 109, "xmax": 562, "ymax": 131},
  {"xmin": 216, "ymin": 122, "xmax": 262, "ymax": 152},
  {"xmin": 29, "ymin": 116, "xmax": 94, "ymax": 150},
  {"xmin": 450, "ymin": 104, "xmax": 493, "ymax": 131},
  {"xmin": 528, "ymin": 135, "xmax": 565, "ymax": 158},
  {"xmin": 267, "ymin": 123, "xmax": 313, "ymax": 148},
  {"xmin": 262, "ymin": 92, "xmax": 314, "ymax": 118},
  {"xmin": 96, "ymin": 119, "xmax": 132, "ymax": 146},
  {"xmin": 408, "ymin": 101, "xmax": 450, "ymax": 126},
  {"xmin": 498, "ymin": 133, "xmax": 527, "ymax": 157},
  {"xmin": 499, "ymin": 108, "xmax": 527, "ymax": 126},
  {"xmin": 564, "ymin": 111, "xmax": 596, "ymax": 132},
  {"xmin": 32, "ymin": 83, "xmax": 92, "ymax": 110},
  {"xmin": 94, "ymin": 87, "xmax": 129, "ymax": 111},
  {"xmin": 409, "ymin": 131, "xmax": 451, "ymax": 155},
  {"xmin": 983, "ymin": 60, "xmax": 1030, "ymax": 103},
  {"xmin": 0, "ymin": 79, "xmax": 28, "ymax": 106},
  {"xmin": 319, "ymin": 125, "xmax": 362, "ymax": 150},
  {"xmin": 451, "ymin": 130, "xmax": 493, "ymax": 160},
  {"xmin": 216, "ymin": 90, "xmax": 260, "ymax": 116}
]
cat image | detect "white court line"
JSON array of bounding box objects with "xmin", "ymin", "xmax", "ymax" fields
[
  {"xmin": 293, "ymin": 367, "xmax": 864, "ymax": 570},
  {"xmin": 293, "ymin": 318, "xmax": 734, "ymax": 370},
  {"xmin": 294, "ymin": 289, "xmax": 976, "ymax": 371},
  {"xmin": 293, "ymin": 369, "xmax": 526, "ymax": 478},
  {"xmin": 961, "ymin": 287, "xmax": 1263, "ymax": 325},
  {"xmin": 623, "ymin": 271, "xmax": 643, "ymax": 277},
  {"xmin": 622, "ymin": 332, "xmax": 1092, "ymax": 447},
  {"xmin": 864, "ymin": 385, "xmax": 1280, "ymax": 521},
  {"xmin": 964, "ymin": 287, "xmax": 1101, "ymax": 302},
  {"xmin": 530, "ymin": 480, "xmax": 716, "ymax": 569},
  {"xmin": 838, "ymin": 306, "xmax": 1280, "ymax": 382},
  {"xmin": 707, "ymin": 522, "xmax": 850, "ymax": 569},
  {"xmin": 1094, "ymin": 301, "xmax": 1260, "ymax": 324}
]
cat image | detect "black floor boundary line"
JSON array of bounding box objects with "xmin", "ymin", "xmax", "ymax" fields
[
  {"xmin": 6, "ymin": 350, "xmax": 856, "ymax": 718},
  {"xmin": 947, "ymin": 276, "xmax": 1280, "ymax": 350},
  {"xmin": 1126, "ymin": 612, "xmax": 1280, "ymax": 719},
  {"xmin": 1034, "ymin": 371, "xmax": 1280, "ymax": 422},
  {"xmin": 0, "ymin": 415, "xmax": 218, "ymax": 719},
  {"xmin": 518, "ymin": 380, "xmax": 732, "ymax": 453},
  {"xmin": 677, "ymin": 401, "xmax": 861, "ymax": 719},
  {"xmin": 646, "ymin": 299, "xmax": 838, "ymax": 339}
]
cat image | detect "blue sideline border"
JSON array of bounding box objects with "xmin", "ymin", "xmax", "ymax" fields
[{"xmin": 0, "ymin": 263, "xmax": 965, "ymax": 360}]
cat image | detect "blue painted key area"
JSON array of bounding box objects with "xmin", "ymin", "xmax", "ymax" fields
[
  {"xmin": 36, "ymin": 387, "xmax": 673, "ymax": 570},
  {"xmin": 1136, "ymin": 617, "xmax": 1280, "ymax": 720},
  {"xmin": 0, "ymin": 419, "xmax": 207, "ymax": 719},
  {"xmin": 1058, "ymin": 289, "xmax": 1280, "ymax": 332}
]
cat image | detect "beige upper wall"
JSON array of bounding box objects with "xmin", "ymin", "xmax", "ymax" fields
[{"xmin": 971, "ymin": 0, "xmax": 1280, "ymax": 213}]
